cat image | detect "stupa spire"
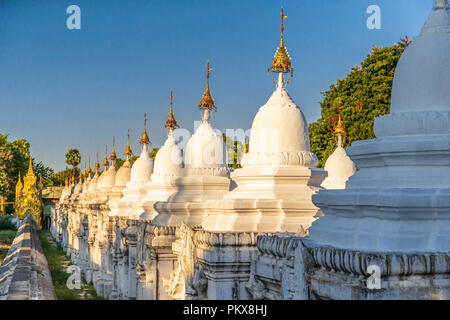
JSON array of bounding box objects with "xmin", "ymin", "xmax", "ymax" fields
[
  {"xmin": 435, "ymin": 0, "xmax": 449, "ymax": 10},
  {"xmin": 267, "ymin": 7, "xmax": 294, "ymax": 85},
  {"xmin": 17, "ymin": 172, "xmax": 22, "ymax": 186},
  {"xmin": 124, "ymin": 129, "xmax": 132, "ymax": 159},
  {"xmin": 87, "ymin": 156, "xmax": 92, "ymax": 176},
  {"xmin": 199, "ymin": 61, "xmax": 216, "ymax": 121},
  {"xmin": 333, "ymin": 106, "xmax": 346, "ymax": 147},
  {"xmin": 83, "ymin": 162, "xmax": 87, "ymax": 179},
  {"xmin": 165, "ymin": 90, "xmax": 179, "ymax": 131},
  {"xmin": 140, "ymin": 113, "xmax": 150, "ymax": 145},
  {"xmin": 103, "ymin": 145, "xmax": 109, "ymax": 168},
  {"xmin": 94, "ymin": 152, "xmax": 100, "ymax": 173},
  {"xmin": 110, "ymin": 137, "xmax": 117, "ymax": 162}
]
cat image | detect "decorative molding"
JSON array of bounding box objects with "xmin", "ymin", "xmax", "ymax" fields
[
  {"xmin": 308, "ymin": 244, "xmax": 450, "ymax": 277},
  {"xmin": 241, "ymin": 150, "xmax": 318, "ymax": 168},
  {"xmin": 194, "ymin": 230, "xmax": 262, "ymax": 248}
]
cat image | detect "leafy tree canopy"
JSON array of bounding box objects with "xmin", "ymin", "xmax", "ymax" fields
[
  {"xmin": 65, "ymin": 148, "xmax": 81, "ymax": 168},
  {"xmin": 115, "ymin": 155, "xmax": 139, "ymax": 170},
  {"xmin": 309, "ymin": 41, "xmax": 408, "ymax": 167},
  {"xmin": 222, "ymin": 134, "xmax": 245, "ymax": 169}
]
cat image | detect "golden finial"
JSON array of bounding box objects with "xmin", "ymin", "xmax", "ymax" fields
[
  {"xmin": 110, "ymin": 137, "xmax": 117, "ymax": 161},
  {"xmin": 334, "ymin": 106, "xmax": 346, "ymax": 144},
  {"xmin": 64, "ymin": 177, "xmax": 68, "ymax": 186},
  {"xmin": 165, "ymin": 90, "xmax": 179, "ymax": 130},
  {"xmin": 87, "ymin": 156, "xmax": 92, "ymax": 176},
  {"xmin": 95, "ymin": 152, "xmax": 100, "ymax": 172},
  {"xmin": 79, "ymin": 170, "xmax": 83, "ymax": 183},
  {"xmin": 124, "ymin": 129, "xmax": 132, "ymax": 157},
  {"xmin": 140, "ymin": 113, "xmax": 150, "ymax": 145},
  {"xmin": 267, "ymin": 7, "xmax": 294, "ymax": 78},
  {"xmin": 103, "ymin": 145, "xmax": 109, "ymax": 167},
  {"xmin": 199, "ymin": 61, "xmax": 216, "ymax": 112}
]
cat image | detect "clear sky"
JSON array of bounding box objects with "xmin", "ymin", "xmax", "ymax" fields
[{"xmin": 0, "ymin": 0, "xmax": 431, "ymax": 171}]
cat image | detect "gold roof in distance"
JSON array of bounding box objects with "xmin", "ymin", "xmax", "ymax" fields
[
  {"xmin": 124, "ymin": 129, "xmax": 132, "ymax": 156},
  {"xmin": 165, "ymin": 90, "xmax": 179, "ymax": 130},
  {"xmin": 267, "ymin": 8, "xmax": 294, "ymax": 77},
  {"xmin": 140, "ymin": 113, "xmax": 150, "ymax": 145},
  {"xmin": 199, "ymin": 61, "xmax": 216, "ymax": 112}
]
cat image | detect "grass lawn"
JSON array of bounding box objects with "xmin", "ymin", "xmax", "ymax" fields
[
  {"xmin": 38, "ymin": 230, "xmax": 103, "ymax": 300},
  {"xmin": 0, "ymin": 229, "xmax": 17, "ymax": 264}
]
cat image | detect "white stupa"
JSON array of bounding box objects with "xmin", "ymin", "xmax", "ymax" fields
[
  {"xmin": 304, "ymin": 1, "xmax": 450, "ymax": 299},
  {"xmin": 81, "ymin": 165, "xmax": 91, "ymax": 194},
  {"xmin": 310, "ymin": 0, "xmax": 450, "ymax": 253},
  {"xmin": 87, "ymin": 155, "xmax": 100, "ymax": 193},
  {"xmin": 108, "ymin": 115, "xmax": 154, "ymax": 219},
  {"xmin": 101, "ymin": 139, "xmax": 117, "ymax": 192},
  {"xmin": 96, "ymin": 147, "xmax": 110, "ymax": 192},
  {"xmin": 320, "ymin": 110, "xmax": 356, "ymax": 189},
  {"xmin": 115, "ymin": 131, "xmax": 133, "ymax": 188},
  {"xmin": 152, "ymin": 63, "xmax": 230, "ymax": 228},
  {"xmin": 105, "ymin": 134, "xmax": 134, "ymax": 215},
  {"xmin": 139, "ymin": 91, "xmax": 183, "ymax": 220},
  {"xmin": 72, "ymin": 171, "xmax": 84, "ymax": 196},
  {"xmin": 203, "ymin": 11, "xmax": 326, "ymax": 233}
]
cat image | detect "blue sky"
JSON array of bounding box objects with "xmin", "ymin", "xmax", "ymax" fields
[{"xmin": 0, "ymin": 0, "xmax": 431, "ymax": 171}]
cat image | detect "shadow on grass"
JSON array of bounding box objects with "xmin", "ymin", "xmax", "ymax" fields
[
  {"xmin": 0, "ymin": 229, "xmax": 17, "ymax": 264},
  {"xmin": 38, "ymin": 230, "xmax": 104, "ymax": 300}
]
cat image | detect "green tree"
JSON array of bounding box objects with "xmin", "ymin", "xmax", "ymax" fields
[
  {"xmin": 115, "ymin": 158, "xmax": 125, "ymax": 170},
  {"xmin": 309, "ymin": 41, "xmax": 408, "ymax": 167},
  {"xmin": 222, "ymin": 134, "xmax": 244, "ymax": 169},
  {"xmin": 33, "ymin": 161, "xmax": 54, "ymax": 184},
  {"xmin": 0, "ymin": 134, "xmax": 31, "ymax": 204},
  {"xmin": 115, "ymin": 155, "xmax": 139, "ymax": 171},
  {"xmin": 65, "ymin": 148, "xmax": 81, "ymax": 171},
  {"xmin": 149, "ymin": 147, "xmax": 160, "ymax": 161},
  {"xmin": 47, "ymin": 167, "xmax": 75, "ymax": 186}
]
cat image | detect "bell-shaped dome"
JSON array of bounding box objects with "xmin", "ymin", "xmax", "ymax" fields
[
  {"xmin": 96, "ymin": 171, "xmax": 106, "ymax": 190},
  {"xmin": 184, "ymin": 117, "xmax": 227, "ymax": 169},
  {"xmin": 242, "ymin": 73, "xmax": 317, "ymax": 167},
  {"xmin": 130, "ymin": 144, "xmax": 153, "ymax": 182},
  {"xmin": 88, "ymin": 172, "xmax": 99, "ymax": 192},
  {"xmin": 115, "ymin": 159, "xmax": 132, "ymax": 186},
  {"xmin": 102, "ymin": 165, "xmax": 116, "ymax": 188},
  {"xmin": 390, "ymin": 2, "xmax": 450, "ymax": 114},
  {"xmin": 153, "ymin": 130, "xmax": 183, "ymax": 177},
  {"xmin": 82, "ymin": 177, "xmax": 90, "ymax": 193},
  {"xmin": 321, "ymin": 145, "xmax": 355, "ymax": 189}
]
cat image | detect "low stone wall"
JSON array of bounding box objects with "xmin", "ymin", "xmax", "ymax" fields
[{"xmin": 0, "ymin": 215, "xmax": 56, "ymax": 300}]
